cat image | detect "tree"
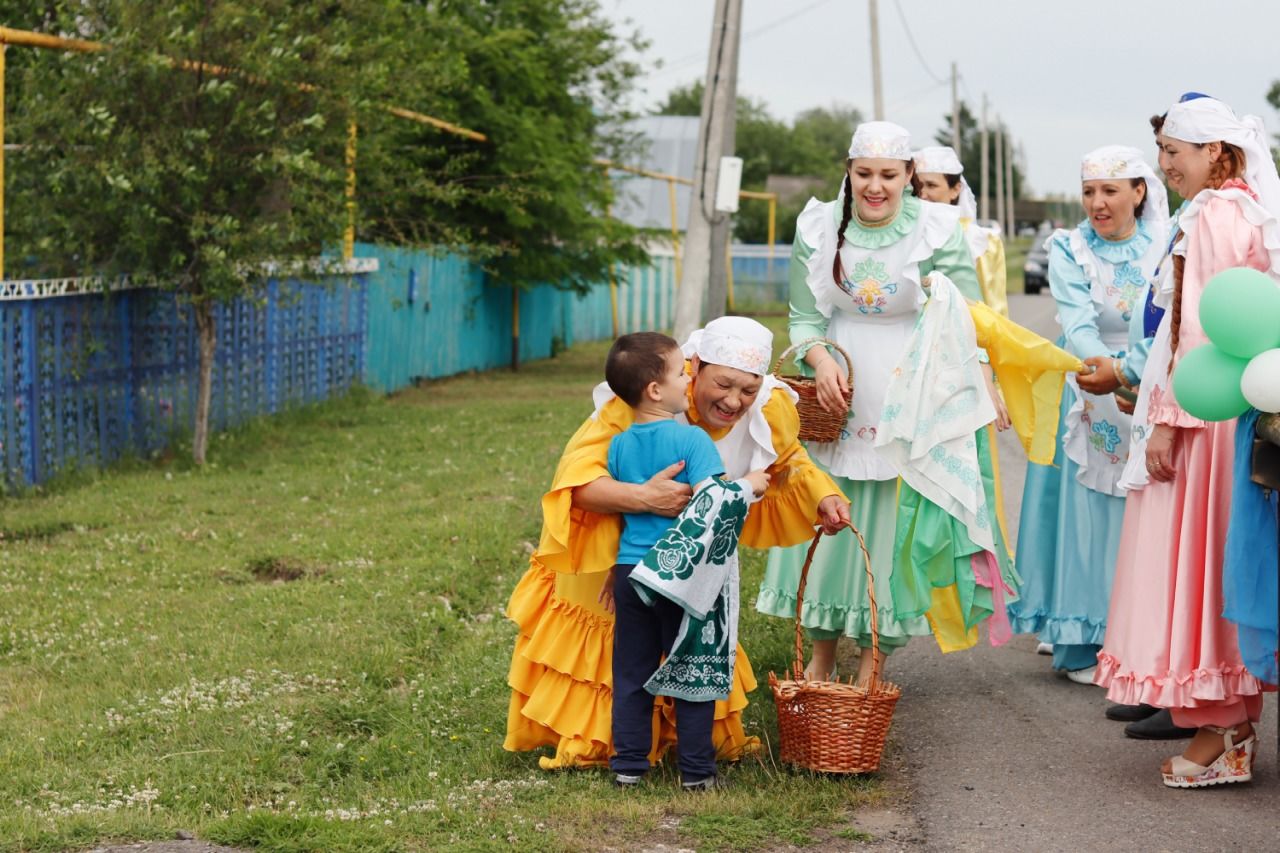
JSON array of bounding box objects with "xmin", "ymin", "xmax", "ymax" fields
[
  {"xmin": 7, "ymin": 0, "xmax": 651, "ymax": 462},
  {"xmin": 934, "ymin": 101, "xmax": 1025, "ymax": 203},
  {"xmin": 360, "ymin": 0, "xmax": 651, "ymax": 293}
]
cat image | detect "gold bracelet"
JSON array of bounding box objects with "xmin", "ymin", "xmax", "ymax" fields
[{"xmin": 1112, "ymin": 358, "xmax": 1136, "ymax": 391}]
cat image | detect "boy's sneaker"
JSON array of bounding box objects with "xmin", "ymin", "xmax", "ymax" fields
[
  {"xmin": 681, "ymin": 775, "xmax": 723, "ymax": 792},
  {"xmin": 614, "ymin": 772, "xmax": 644, "ymax": 788}
]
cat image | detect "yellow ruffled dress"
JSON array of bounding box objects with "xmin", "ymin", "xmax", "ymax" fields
[{"xmin": 504, "ymin": 379, "xmax": 843, "ymax": 769}]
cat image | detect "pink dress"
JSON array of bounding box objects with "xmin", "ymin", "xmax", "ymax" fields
[{"xmin": 1095, "ymin": 180, "xmax": 1277, "ymax": 724}]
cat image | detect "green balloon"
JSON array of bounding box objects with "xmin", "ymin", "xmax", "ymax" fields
[
  {"xmin": 1200, "ymin": 267, "xmax": 1280, "ymax": 358},
  {"xmin": 1172, "ymin": 343, "xmax": 1250, "ymax": 422}
]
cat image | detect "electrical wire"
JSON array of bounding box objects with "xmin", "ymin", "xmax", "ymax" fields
[
  {"xmin": 890, "ymin": 0, "xmax": 947, "ymax": 86},
  {"xmin": 649, "ymin": 0, "xmax": 837, "ymax": 79}
]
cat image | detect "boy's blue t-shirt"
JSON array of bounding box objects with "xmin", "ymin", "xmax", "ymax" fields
[{"xmin": 607, "ymin": 419, "xmax": 724, "ymax": 565}]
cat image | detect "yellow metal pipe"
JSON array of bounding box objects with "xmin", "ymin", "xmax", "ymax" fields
[
  {"xmin": 767, "ymin": 196, "xmax": 776, "ymax": 260},
  {"xmin": 667, "ymin": 177, "xmax": 682, "ymax": 283},
  {"xmin": 725, "ymin": 240, "xmax": 735, "ymax": 312},
  {"xmin": 343, "ymin": 119, "xmax": 357, "ymax": 261},
  {"xmin": 737, "ymin": 189, "xmax": 775, "ymax": 201},
  {"xmin": 387, "ymin": 106, "xmax": 486, "ymax": 142},
  {"xmin": 0, "ymin": 25, "xmax": 104, "ymax": 53}
]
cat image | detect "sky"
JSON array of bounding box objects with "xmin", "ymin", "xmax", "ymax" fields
[{"xmin": 601, "ymin": 0, "xmax": 1280, "ymax": 199}]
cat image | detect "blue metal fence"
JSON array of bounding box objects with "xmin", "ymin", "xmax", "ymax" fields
[
  {"xmin": 1, "ymin": 244, "xmax": 677, "ymax": 489},
  {"xmin": 360, "ymin": 242, "xmax": 675, "ymax": 392},
  {"xmin": 1, "ymin": 276, "xmax": 366, "ymax": 490}
]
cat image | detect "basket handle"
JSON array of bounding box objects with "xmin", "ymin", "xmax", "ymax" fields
[
  {"xmin": 771, "ymin": 337, "xmax": 855, "ymax": 386},
  {"xmin": 792, "ymin": 522, "xmax": 882, "ymax": 692}
]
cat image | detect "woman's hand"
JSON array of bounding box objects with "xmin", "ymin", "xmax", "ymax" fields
[
  {"xmin": 1145, "ymin": 424, "xmax": 1177, "ymax": 482},
  {"xmin": 813, "ymin": 356, "xmax": 850, "ymax": 415},
  {"xmin": 982, "ymin": 365, "xmax": 1010, "ymax": 432},
  {"xmin": 639, "ymin": 461, "xmax": 693, "ymax": 516},
  {"xmin": 1115, "ymin": 392, "xmax": 1136, "ymax": 416},
  {"xmin": 816, "ymin": 494, "xmax": 850, "ymax": 535},
  {"xmin": 1077, "ymin": 356, "xmax": 1122, "ymax": 395}
]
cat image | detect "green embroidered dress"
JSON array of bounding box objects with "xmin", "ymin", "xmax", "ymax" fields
[{"xmin": 756, "ymin": 194, "xmax": 1013, "ymax": 652}]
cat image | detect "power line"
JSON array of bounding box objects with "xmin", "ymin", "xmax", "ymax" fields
[
  {"xmin": 890, "ymin": 0, "xmax": 946, "ymax": 86},
  {"xmin": 649, "ymin": 0, "xmax": 836, "ymax": 79}
]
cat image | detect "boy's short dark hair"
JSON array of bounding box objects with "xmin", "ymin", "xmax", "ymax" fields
[{"xmin": 605, "ymin": 332, "xmax": 681, "ymax": 407}]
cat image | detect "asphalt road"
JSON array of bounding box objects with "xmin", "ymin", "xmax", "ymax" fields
[{"xmin": 864, "ymin": 293, "xmax": 1279, "ymax": 853}]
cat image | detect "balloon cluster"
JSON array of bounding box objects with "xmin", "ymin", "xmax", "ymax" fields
[{"xmin": 1172, "ymin": 267, "xmax": 1280, "ymax": 420}]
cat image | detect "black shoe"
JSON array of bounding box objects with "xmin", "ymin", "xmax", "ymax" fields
[
  {"xmin": 614, "ymin": 772, "xmax": 644, "ymax": 788},
  {"xmin": 1105, "ymin": 702, "xmax": 1160, "ymax": 722},
  {"xmin": 681, "ymin": 775, "xmax": 724, "ymax": 792},
  {"xmin": 1123, "ymin": 708, "xmax": 1196, "ymax": 740}
]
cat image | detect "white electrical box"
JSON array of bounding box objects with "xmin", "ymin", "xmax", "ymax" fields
[{"xmin": 714, "ymin": 156, "xmax": 743, "ymax": 213}]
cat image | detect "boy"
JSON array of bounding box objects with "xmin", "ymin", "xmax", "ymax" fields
[{"xmin": 602, "ymin": 332, "xmax": 768, "ymax": 790}]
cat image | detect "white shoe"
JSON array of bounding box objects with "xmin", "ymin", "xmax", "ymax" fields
[
  {"xmin": 1066, "ymin": 665, "xmax": 1098, "ymax": 685},
  {"xmin": 1036, "ymin": 642, "xmax": 1053, "ymax": 656}
]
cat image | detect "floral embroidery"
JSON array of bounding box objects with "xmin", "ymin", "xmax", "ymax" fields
[
  {"xmin": 1108, "ymin": 262, "xmax": 1146, "ymax": 321},
  {"xmin": 840, "ymin": 258, "xmax": 898, "ymax": 314},
  {"xmin": 1089, "ymin": 419, "xmax": 1122, "ymax": 459}
]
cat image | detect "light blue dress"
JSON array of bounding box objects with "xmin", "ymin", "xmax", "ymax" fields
[{"xmin": 1010, "ymin": 221, "xmax": 1158, "ymax": 672}]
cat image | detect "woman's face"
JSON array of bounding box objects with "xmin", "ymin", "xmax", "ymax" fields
[
  {"xmin": 916, "ymin": 172, "xmax": 960, "ymax": 205},
  {"xmin": 1080, "ymin": 179, "xmax": 1143, "ymax": 239},
  {"xmin": 690, "ymin": 358, "xmax": 762, "ymax": 430},
  {"xmin": 848, "ymin": 158, "xmax": 911, "ymax": 222},
  {"xmin": 1157, "ymin": 133, "xmax": 1218, "ymax": 198}
]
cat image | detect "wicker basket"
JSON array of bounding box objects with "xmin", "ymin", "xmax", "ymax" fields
[
  {"xmin": 768, "ymin": 525, "xmax": 901, "ymax": 774},
  {"xmin": 771, "ymin": 339, "xmax": 853, "ymax": 444}
]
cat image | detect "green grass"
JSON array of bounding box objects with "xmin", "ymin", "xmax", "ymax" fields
[{"xmin": 0, "ymin": 342, "xmax": 884, "ymax": 852}]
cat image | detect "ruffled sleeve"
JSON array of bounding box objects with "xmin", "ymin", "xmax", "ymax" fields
[
  {"xmin": 787, "ymin": 219, "xmax": 829, "ymax": 371},
  {"xmin": 1049, "ymin": 230, "xmax": 1113, "ymax": 360},
  {"xmin": 533, "ymin": 398, "xmax": 633, "ymax": 575},
  {"xmin": 922, "ymin": 219, "xmax": 982, "ymax": 302},
  {"xmin": 1152, "ymin": 189, "xmax": 1272, "ymax": 427},
  {"xmin": 739, "ymin": 388, "xmax": 845, "ymax": 549}
]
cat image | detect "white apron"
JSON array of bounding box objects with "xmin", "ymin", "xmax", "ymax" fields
[{"xmin": 1060, "ymin": 229, "xmax": 1163, "ymax": 497}]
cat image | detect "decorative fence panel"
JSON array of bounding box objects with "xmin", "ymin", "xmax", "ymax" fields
[
  {"xmin": 361, "ymin": 242, "xmax": 675, "ymax": 392},
  {"xmin": 1, "ymin": 277, "xmax": 366, "ymax": 490}
]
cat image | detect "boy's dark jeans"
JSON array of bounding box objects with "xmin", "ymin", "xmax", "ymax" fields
[{"xmin": 609, "ymin": 562, "xmax": 716, "ymax": 781}]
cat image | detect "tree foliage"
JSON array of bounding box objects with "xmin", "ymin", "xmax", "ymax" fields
[
  {"xmin": 4, "ymin": 0, "xmax": 650, "ymax": 462},
  {"xmin": 654, "ymin": 80, "xmax": 860, "ymax": 243}
]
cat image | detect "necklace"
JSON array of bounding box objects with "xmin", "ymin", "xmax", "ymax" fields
[{"xmin": 853, "ymin": 203, "xmax": 899, "ymax": 229}]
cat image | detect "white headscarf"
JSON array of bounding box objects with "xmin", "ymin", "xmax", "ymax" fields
[
  {"xmin": 848, "ymin": 121, "xmax": 913, "ymax": 161},
  {"xmin": 1079, "ymin": 144, "xmax": 1170, "ymax": 237},
  {"xmin": 680, "ymin": 315, "xmax": 773, "ymax": 377},
  {"xmin": 1161, "ymin": 97, "xmax": 1280, "ymax": 222},
  {"xmin": 913, "ymin": 145, "xmax": 978, "ymax": 219}
]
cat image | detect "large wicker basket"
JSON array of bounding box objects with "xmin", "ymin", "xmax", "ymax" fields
[
  {"xmin": 768, "ymin": 525, "xmax": 901, "ymax": 774},
  {"xmin": 771, "ymin": 339, "xmax": 853, "ymax": 443}
]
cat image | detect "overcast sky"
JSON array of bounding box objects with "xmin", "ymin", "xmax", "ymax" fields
[{"xmin": 602, "ymin": 0, "xmax": 1280, "ymax": 199}]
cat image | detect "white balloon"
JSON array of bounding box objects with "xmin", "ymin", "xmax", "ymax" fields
[{"xmin": 1241, "ymin": 348, "xmax": 1280, "ymax": 413}]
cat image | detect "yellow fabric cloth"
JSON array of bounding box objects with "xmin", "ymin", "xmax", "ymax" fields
[
  {"xmin": 975, "ymin": 232, "xmax": 1009, "ymax": 318},
  {"xmin": 505, "ymin": 381, "xmax": 845, "ymax": 769},
  {"xmin": 969, "ymin": 301, "xmax": 1083, "ymax": 465}
]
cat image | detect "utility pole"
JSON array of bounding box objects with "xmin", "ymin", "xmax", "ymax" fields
[
  {"xmin": 706, "ymin": 0, "xmax": 742, "ymax": 321},
  {"xmin": 950, "ymin": 62, "xmax": 961, "ymax": 152},
  {"xmin": 1005, "ymin": 131, "xmax": 1016, "ymax": 235},
  {"xmin": 673, "ymin": 0, "xmax": 742, "ymax": 342},
  {"xmin": 869, "ymin": 0, "xmax": 884, "ymax": 120},
  {"xmin": 994, "ymin": 119, "xmax": 1006, "ymax": 235},
  {"xmin": 979, "ymin": 94, "xmax": 989, "ymax": 221}
]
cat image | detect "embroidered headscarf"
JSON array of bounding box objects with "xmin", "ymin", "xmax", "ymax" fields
[
  {"xmin": 848, "ymin": 121, "xmax": 913, "ymax": 161},
  {"xmin": 914, "ymin": 145, "xmax": 978, "ymax": 218},
  {"xmin": 1079, "ymin": 144, "xmax": 1170, "ymax": 238},
  {"xmin": 1161, "ymin": 96, "xmax": 1280, "ymax": 222},
  {"xmin": 681, "ymin": 315, "xmax": 773, "ymax": 377}
]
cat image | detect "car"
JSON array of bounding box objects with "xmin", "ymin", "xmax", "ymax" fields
[{"xmin": 1022, "ymin": 226, "xmax": 1054, "ymax": 295}]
